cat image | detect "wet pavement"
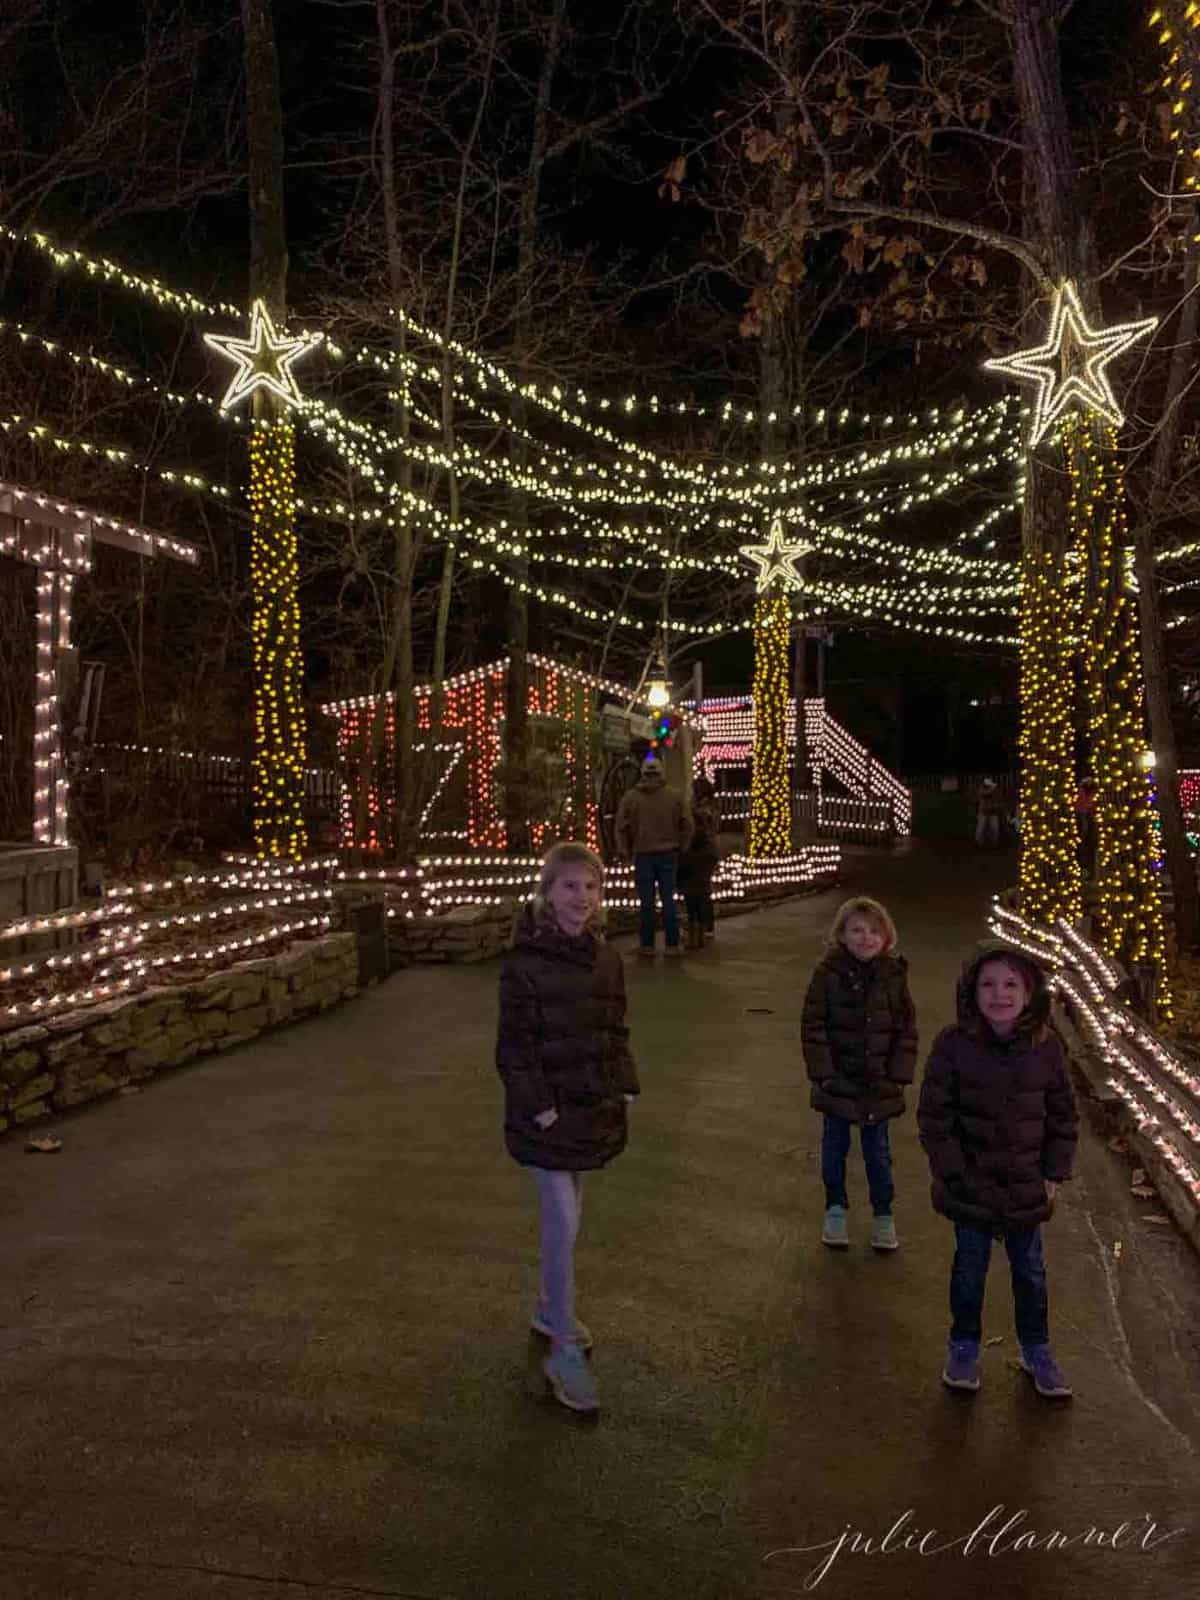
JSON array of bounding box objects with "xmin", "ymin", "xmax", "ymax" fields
[{"xmin": 0, "ymin": 839, "xmax": 1197, "ymax": 1599}]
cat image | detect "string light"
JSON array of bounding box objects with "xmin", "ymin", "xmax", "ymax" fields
[
  {"xmin": 984, "ymin": 280, "xmax": 1157, "ymax": 448},
  {"xmin": 991, "ymin": 900, "xmax": 1200, "ymax": 1201}
]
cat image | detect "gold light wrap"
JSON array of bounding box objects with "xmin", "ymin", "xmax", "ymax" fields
[
  {"xmin": 1018, "ymin": 547, "xmax": 1081, "ymax": 927},
  {"xmin": 249, "ymin": 419, "xmax": 308, "ymax": 862},
  {"xmin": 749, "ymin": 592, "xmax": 792, "ymax": 857},
  {"xmin": 1069, "ymin": 417, "xmax": 1170, "ymax": 1011}
]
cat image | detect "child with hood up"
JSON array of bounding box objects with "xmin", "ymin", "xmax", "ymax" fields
[{"xmin": 918, "ymin": 944, "xmax": 1078, "ymax": 1398}]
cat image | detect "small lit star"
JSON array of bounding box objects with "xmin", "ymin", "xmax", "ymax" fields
[
  {"xmin": 204, "ymin": 299, "xmax": 319, "ymax": 414},
  {"xmin": 740, "ymin": 515, "xmax": 810, "ymax": 593},
  {"xmin": 984, "ymin": 280, "xmax": 1156, "ymax": 448}
]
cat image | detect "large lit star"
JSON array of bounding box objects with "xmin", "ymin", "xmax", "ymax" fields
[
  {"xmin": 740, "ymin": 515, "xmax": 810, "ymax": 594},
  {"xmin": 984, "ymin": 280, "xmax": 1156, "ymax": 448},
  {"xmin": 204, "ymin": 299, "xmax": 319, "ymax": 414}
]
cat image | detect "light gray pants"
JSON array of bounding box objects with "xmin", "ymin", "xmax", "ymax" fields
[{"xmin": 533, "ymin": 1168, "xmax": 584, "ymax": 1343}]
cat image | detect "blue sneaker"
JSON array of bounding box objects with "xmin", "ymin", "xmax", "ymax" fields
[
  {"xmin": 531, "ymin": 1310, "xmax": 594, "ymax": 1351},
  {"xmin": 1020, "ymin": 1344, "xmax": 1072, "ymax": 1399},
  {"xmin": 942, "ymin": 1339, "xmax": 981, "ymax": 1391},
  {"xmin": 821, "ymin": 1206, "xmax": 849, "ymax": 1248},
  {"xmin": 543, "ymin": 1341, "xmax": 599, "ymax": 1413}
]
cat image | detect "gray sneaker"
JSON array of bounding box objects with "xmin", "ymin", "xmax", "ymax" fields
[
  {"xmin": 870, "ymin": 1215, "xmax": 899, "ymax": 1251},
  {"xmin": 543, "ymin": 1342, "xmax": 599, "ymax": 1413},
  {"xmin": 821, "ymin": 1205, "xmax": 849, "ymax": 1248}
]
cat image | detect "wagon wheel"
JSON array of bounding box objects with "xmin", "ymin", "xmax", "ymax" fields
[{"xmin": 599, "ymin": 754, "xmax": 641, "ymax": 861}]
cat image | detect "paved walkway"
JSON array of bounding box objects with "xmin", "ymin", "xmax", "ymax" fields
[{"xmin": 1, "ymin": 841, "xmax": 1198, "ymax": 1600}]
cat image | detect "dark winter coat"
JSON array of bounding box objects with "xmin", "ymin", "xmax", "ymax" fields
[
  {"xmin": 917, "ymin": 946, "xmax": 1078, "ymax": 1229},
  {"xmin": 802, "ymin": 946, "xmax": 917, "ymax": 1123},
  {"xmin": 495, "ymin": 905, "xmax": 640, "ymax": 1171},
  {"xmin": 677, "ymin": 797, "xmax": 720, "ymax": 892}
]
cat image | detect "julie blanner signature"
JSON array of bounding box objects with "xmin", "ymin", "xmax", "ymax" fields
[{"xmin": 763, "ymin": 1506, "xmax": 1186, "ymax": 1590}]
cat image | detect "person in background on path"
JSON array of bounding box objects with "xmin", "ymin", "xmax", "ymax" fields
[
  {"xmin": 676, "ymin": 774, "xmax": 721, "ymax": 949},
  {"xmin": 802, "ymin": 896, "xmax": 917, "ymax": 1252},
  {"xmin": 918, "ymin": 945, "xmax": 1078, "ymax": 1400},
  {"xmin": 495, "ymin": 842, "xmax": 640, "ymax": 1415},
  {"xmin": 615, "ymin": 753, "xmax": 692, "ymax": 957},
  {"xmin": 974, "ymin": 777, "xmax": 1004, "ymax": 848},
  {"xmin": 1074, "ymin": 774, "xmax": 1098, "ymax": 875}
]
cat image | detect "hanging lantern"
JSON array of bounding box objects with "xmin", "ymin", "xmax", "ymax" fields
[{"xmin": 646, "ymin": 651, "xmax": 671, "ymax": 710}]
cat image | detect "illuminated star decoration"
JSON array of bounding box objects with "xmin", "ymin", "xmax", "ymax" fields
[
  {"xmin": 984, "ymin": 280, "xmax": 1156, "ymax": 449},
  {"xmin": 739, "ymin": 515, "xmax": 810, "ymax": 594},
  {"xmin": 204, "ymin": 299, "xmax": 320, "ymax": 414}
]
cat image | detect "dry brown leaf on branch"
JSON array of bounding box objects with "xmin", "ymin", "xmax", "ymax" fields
[
  {"xmin": 25, "ymin": 1136, "xmax": 62, "ymax": 1154},
  {"xmin": 1142, "ymin": 1214, "xmax": 1172, "ymax": 1225},
  {"xmin": 1107, "ymin": 1136, "xmax": 1128, "ymax": 1153},
  {"xmin": 1131, "ymin": 1167, "xmax": 1146, "ymax": 1185},
  {"xmin": 1131, "ymin": 1185, "xmax": 1156, "ymax": 1200}
]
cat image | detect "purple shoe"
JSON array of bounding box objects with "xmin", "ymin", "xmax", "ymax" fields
[
  {"xmin": 1020, "ymin": 1344, "xmax": 1072, "ymax": 1399},
  {"xmin": 942, "ymin": 1339, "xmax": 981, "ymax": 1391}
]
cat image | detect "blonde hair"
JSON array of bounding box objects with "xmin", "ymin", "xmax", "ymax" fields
[
  {"xmin": 533, "ymin": 842, "xmax": 606, "ymax": 930},
  {"xmin": 828, "ymin": 896, "xmax": 897, "ymax": 954}
]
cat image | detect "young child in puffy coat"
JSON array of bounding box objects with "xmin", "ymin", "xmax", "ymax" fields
[
  {"xmin": 495, "ymin": 842, "xmax": 639, "ymax": 1415},
  {"xmin": 918, "ymin": 945, "xmax": 1078, "ymax": 1399},
  {"xmin": 802, "ymin": 896, "xmax": 917, "ymax": 1252}
]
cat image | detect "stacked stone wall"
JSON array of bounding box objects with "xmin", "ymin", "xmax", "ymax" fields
[{"xmin": 0, "ymin": 934, "xmax": 356, "ymax": 1136}]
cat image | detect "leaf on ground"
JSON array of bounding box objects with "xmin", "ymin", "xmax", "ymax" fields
[
  {"xmin": 25, "ymin": 1136, "xmax": 62, "ymax": 1154},
  {"xmin": 1131, "ymin": 1184, "xmax": 1156, "ymax": 1199},
  {"xmin": 1142, "ymin": 1213, "xmax": 1172, "ymax": 1224}
]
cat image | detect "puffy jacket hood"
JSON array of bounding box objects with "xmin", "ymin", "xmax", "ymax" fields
[
  {"xmin": 956, "ymin": 941, "xmax": 1051, "ymax": 1038},
  {"xmin": 635, "ymin": 767, "xmax": 667, "ymax": 792}
]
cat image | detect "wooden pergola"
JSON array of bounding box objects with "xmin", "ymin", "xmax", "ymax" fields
[{"xmin": 0, "ymin": 480, "xmax": 199, "ymax": 845}]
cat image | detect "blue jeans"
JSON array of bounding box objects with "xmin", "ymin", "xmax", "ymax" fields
[
  {"xmin": 950, "ymin": 1222, "xmax": 1049, "ymax": 1347},
  {"xmin": 634, "ymin": 851, "xmax": 679, "ymax": 948},
  {"xmin": 533, "ymin": 1169, "xmax": 584, "ymax": 1344},
  {"xmin": 822, "ymin": 1115, "xmax": 894, "ymax": 1215}
]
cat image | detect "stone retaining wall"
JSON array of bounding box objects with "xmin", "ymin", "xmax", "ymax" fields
[
  {"xmin": 388, "ymin": 887, "xmax": 822, "ymax": 966},
  {"xmin": 0, "ymin": 933, "xmax": 357, "ymax": 1136}
]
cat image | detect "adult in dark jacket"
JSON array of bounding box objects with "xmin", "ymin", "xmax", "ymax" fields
[
  {"xmin": 802, "ymin": 896, "xmax": 917, "ymax": 1252},
  {"xmin": 677, "ymin": 776, "xmax": 721, "ymax": 948},
  {"xmin": 495, "ymin": 843, "xmax": 639, "ymax": 1413},
  {"xmin": 918, "ymin": 943, "xmax": 1078, "ymax": 1399}
]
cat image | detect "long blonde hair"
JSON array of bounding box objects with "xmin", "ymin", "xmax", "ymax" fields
[{"xmin": 827, "ymin": 895, "xmax": 898, "ymax": 954}]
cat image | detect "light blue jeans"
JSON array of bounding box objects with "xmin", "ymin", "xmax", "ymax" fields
[{"xmin": 533, "ymin": 1168, "xmax": 584, "ymax": 1344}]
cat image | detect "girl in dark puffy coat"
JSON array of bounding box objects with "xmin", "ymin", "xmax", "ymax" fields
[
  {"xmin": 918, "ymin": 945, "xmax": 1077, "ymax": 1400},
  {"xmin": 802, "ymin": 896, "xmax": 917, "ymax": 1253},
  {"xmin": 495, "ymin": 842, "xmax": 639, "ymax": 1414}
]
